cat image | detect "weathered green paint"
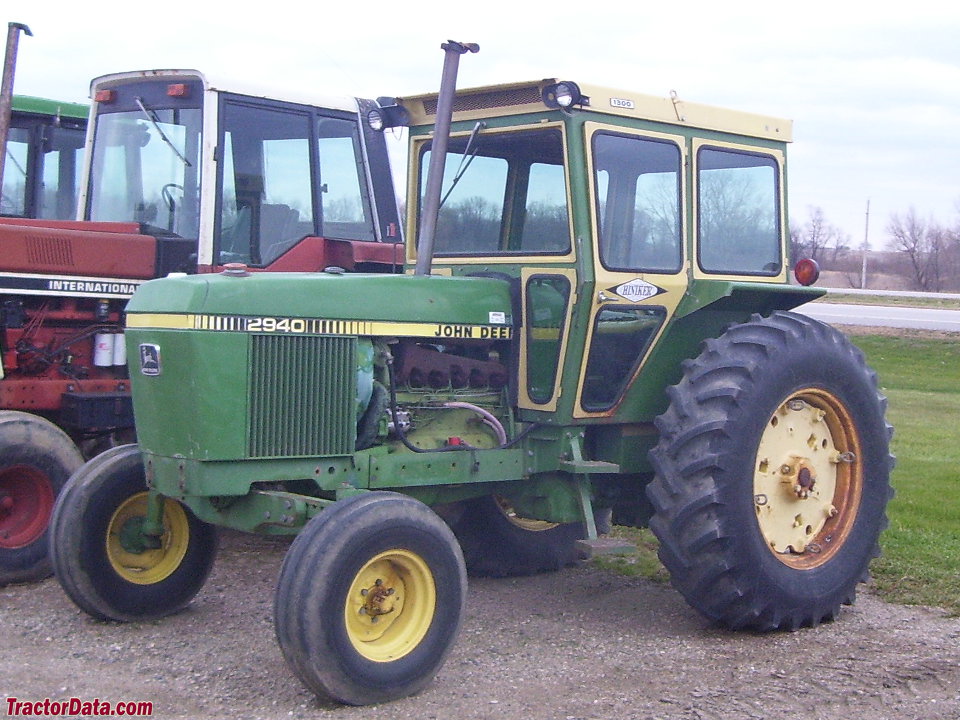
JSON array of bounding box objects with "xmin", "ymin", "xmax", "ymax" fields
[
  {"xmin": 126, "ymin": 271, "xmax": 515, "ymax": 326},
  {"xmin": 499, "ymin": 473, "xmax": 585, "ymax": 525},
  {"xmin": 129, "ymin": 329, "xmax": 250, "ymax": 459},
  {"xmin": 674, "ymin": 280, "xmax": 824, "ymax": 319},
  {"xmin": 144, "ymin": 454, "xmax": 361, "ymax": 499}
]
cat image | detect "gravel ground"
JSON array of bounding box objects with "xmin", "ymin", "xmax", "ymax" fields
[{"xmin": 3, "ymin": 530, "xmax": 960, "ymax": 720}]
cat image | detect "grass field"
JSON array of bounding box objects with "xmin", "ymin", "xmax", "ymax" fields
[
  {"xmin": 852, "ymin": 331, "xmax": 960, "ymax": 613},
  {"xmin": 598, "ymin": 329, "xmax": 960, "ymax": 615}
]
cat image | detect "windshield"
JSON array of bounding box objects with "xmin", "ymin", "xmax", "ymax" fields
[
  {"xmin": 87, "ymin": 98, "xmax": 202, "ymax": 238},
  {"xmin": 418, "ymin": 126, "xmax": 570, "ymax": 255}
]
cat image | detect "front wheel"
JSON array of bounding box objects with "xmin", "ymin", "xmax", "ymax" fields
[
  {"xmin": 647, "ymin": 311, "xmax": 894, "ymax": 631},
  {"xmin": 274, "ymin": 492, "xmax": 466, "ymax": 705},
  {"xmin": 49, "ymin": 444, "xmax": 218, "ymax": 621},
  {"xmin": 0, "ymin": 411, "xmax": 83, "ymax": 585}
]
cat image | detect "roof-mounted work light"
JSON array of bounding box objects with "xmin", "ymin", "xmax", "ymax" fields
[
  {"xmin": 367, "ymin": 97, "xmax": 410, "ymax": 131},
  {"xmin": 542, "ymin": 81, "xmax": 587, "ymax": 110}
]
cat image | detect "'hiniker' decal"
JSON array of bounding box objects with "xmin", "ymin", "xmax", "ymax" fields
[{"xmin": 609, "ymin": 278, "xmax": 665, "ymax": 302}]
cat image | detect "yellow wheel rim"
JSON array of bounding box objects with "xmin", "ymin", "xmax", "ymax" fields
[
  {"xmin": 344, "ymin": 549, "xmax": 436, "ymax": 663},
  {"xmin": 754, "ymin": 388, "xmax": 862, "ymax": 569},
  {"xmin": 494, "ymin": 495, "xmax": 557, "ymax": 532},
  {"xmin": 106, "ymin": 492, "xmax": 190, "ymax": 585}
]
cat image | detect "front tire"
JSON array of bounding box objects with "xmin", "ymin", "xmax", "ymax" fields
[
  {"xmin": 647, "ymin": 311, "xmax": 894, "ymax": 631},
  {"xmin": 275, "ymin": 492, "xmax": 466, "ymax": 705},
  {"xmin": 0, "ymin": 411, "xmax": 83, "ymax": 585},
  {"xmin": 49, "ymin": 444, "xmax": 218, "ymax": 621}
]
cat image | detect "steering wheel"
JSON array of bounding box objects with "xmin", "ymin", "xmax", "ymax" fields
[{"xmin": 161, "ymin": 183, "xmax": 184, "ymax": 212}]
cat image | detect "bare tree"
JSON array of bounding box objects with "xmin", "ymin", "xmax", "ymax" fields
[
  {"xmin": 886, "ymin": 208, "xmax": 951, "ymax": 292},
  {"xmin": 789, "ymin": 206, "xmax": 849, "ymax": 265}
]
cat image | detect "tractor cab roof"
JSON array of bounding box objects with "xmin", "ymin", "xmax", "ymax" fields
[{"xmin": 400, "ymin": 78, "xmax": 792, "ymax": 142}]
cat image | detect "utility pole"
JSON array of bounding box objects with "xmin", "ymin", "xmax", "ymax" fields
[
  {"xmin": 0, "ymin": 22, "xmax": 33, "ymax": 193},
  {"xmin": 860, "ymin": 199, "xmax": 870, "ymax": 289}
]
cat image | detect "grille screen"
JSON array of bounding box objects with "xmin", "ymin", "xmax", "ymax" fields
[
  {"xmin": 423, "ymin": 85, "xmax": 543, "ymax": 116},
  {"xmin": 26, "ymin": 234, "xmax": 74, "ymax": 266},
  {"xmin": 248, "ymin": 335, "xmax": 356, "ymax": 458}
]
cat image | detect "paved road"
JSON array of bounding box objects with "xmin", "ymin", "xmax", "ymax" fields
[{"xmin": 797, "ymin": 302, "xmax": 960, "ymax": 332}]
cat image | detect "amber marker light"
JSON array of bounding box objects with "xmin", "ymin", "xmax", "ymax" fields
[
  {"xmin": 794, "ymin": 258, "xmax": 820, "ymax": 286},
  {"xmin": 167, "ymin": 83, "xmax": 190, "ymax": 97},
  {"xmin": 94, "ymin": 89, "xmax": 115, "ymax": 103}
]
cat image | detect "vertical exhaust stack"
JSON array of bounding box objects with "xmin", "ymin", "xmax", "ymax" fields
[
  {"xmin": 414, "ymin": 40, "xmax": 479, "ymax": 277},
  {"xmin": 0, "ymin": 22, "xmax": 33, "ymax": 192}
]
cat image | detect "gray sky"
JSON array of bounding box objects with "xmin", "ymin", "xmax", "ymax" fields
[{"xmin": 9, "ymin": 0, "xmax": 959, "ymax": 248}]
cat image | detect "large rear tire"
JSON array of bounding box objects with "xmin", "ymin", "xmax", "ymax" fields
[
  {"xmin": 647, "ymin": 311, "xmax": 894, "ymax": 631},
  {"xmin": 0, "ymin": 411, "xmax": 83, "ymax": 585},
  {"xmin": 275, "ymin": 492, "xmax": 466, "ymax": 705},
  {"xmin": 49, "ymin": 444, "xmax": 218, "ymax": 621},
  {"xmin": 450, "ymin": 494, "xmax": 584, "ymax": 577}
]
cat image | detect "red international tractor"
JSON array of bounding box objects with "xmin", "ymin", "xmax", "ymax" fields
[{"xmin": 0, "ymin": 69, "xmax": 401, "ymax": 583}]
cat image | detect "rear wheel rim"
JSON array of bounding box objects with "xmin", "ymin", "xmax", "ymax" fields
[
  {"xmin": 0, "ymin": 465, "xmax": 55, "ymax": 549},
  {"xmin": 344, "ymin": 549, "xmax": 436, "ymax": 662},
  {"xmin": 754, "ymin": 388, "xmax": 862, "ymax": 569},
  {"xmin": 106, "ymin": 492, "xmax": 190, "ymax": 584},
  {"xmin": 494, "ymin": 495, "xmax": 558, "ymax": 532}
]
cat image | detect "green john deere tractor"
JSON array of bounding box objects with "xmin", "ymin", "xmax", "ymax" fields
[{"xmin": 50, "ymin": 42, "xmax": 893, "ymax": 706}]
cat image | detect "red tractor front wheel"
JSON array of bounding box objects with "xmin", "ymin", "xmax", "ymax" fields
[{"xmin": 0, "ymin": 411, "xmax": 83, "ymax": 585}]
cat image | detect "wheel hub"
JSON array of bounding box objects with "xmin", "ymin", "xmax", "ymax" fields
[
  {"xmin": 106, "ymin": 492, "xmax": 189, "ymax": 585},
  {"xmin": 778, "ymin": 458, "xmax": 818, "ymax": 499},
  {"xmin": 116, "ymin": 515, "xmax": 163, "ymax": 554},
  {"xmin": 0, "ymin": 465, "xmax": 55, "ymax": 549},
  {"xmin": 345, "ymin": 550, "xmax": 436, "ymax": 662},
  {"xmin": 360, "ymin": 579, "xmax": 398, "ymax": 619},
  {"xmin": 754, "ymin": 390, "xmax": 861, "ymax": 568}
]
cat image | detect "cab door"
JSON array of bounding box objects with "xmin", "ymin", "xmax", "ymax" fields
[{"xmin": 573, "ymin": 123, "xmax": 688, "ymax": 419}]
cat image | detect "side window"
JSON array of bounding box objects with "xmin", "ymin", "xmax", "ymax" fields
[
  {"xmin": 581, "ymin": 306, "xmax": 664, "ymax": 411},
  {"xmin": 218, "ymin": 101, "xmax": 314, "ymax": 266},
  {"xmin": 39, "ymin": 125, "xmax": 86, "ymax": 220},
  {"xmin": 1, "ymin": 127, "xmax": 30, "ymax": 216},
  {"xmin": 419, "ymin": 127, "xmax": 570, "ymax": 256},
  {"xmin": 525, "ymin": 275, "xmax": 571, "ymax": 404},
  {"xmin": 697, "ymin": 147, "xmax": 781, "ymax": 275},
  {"xmin": 593, "ymin": 133, "xmax": 682, "ymax": 273},
  {"xmin": 317, "ymin": 118, "xmax": 374, "ymax": 241}
]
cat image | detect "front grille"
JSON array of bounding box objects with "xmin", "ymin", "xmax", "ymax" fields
[{"xmin": 248, "ymin": 335, "xmax": 356, "ymax": 458}]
